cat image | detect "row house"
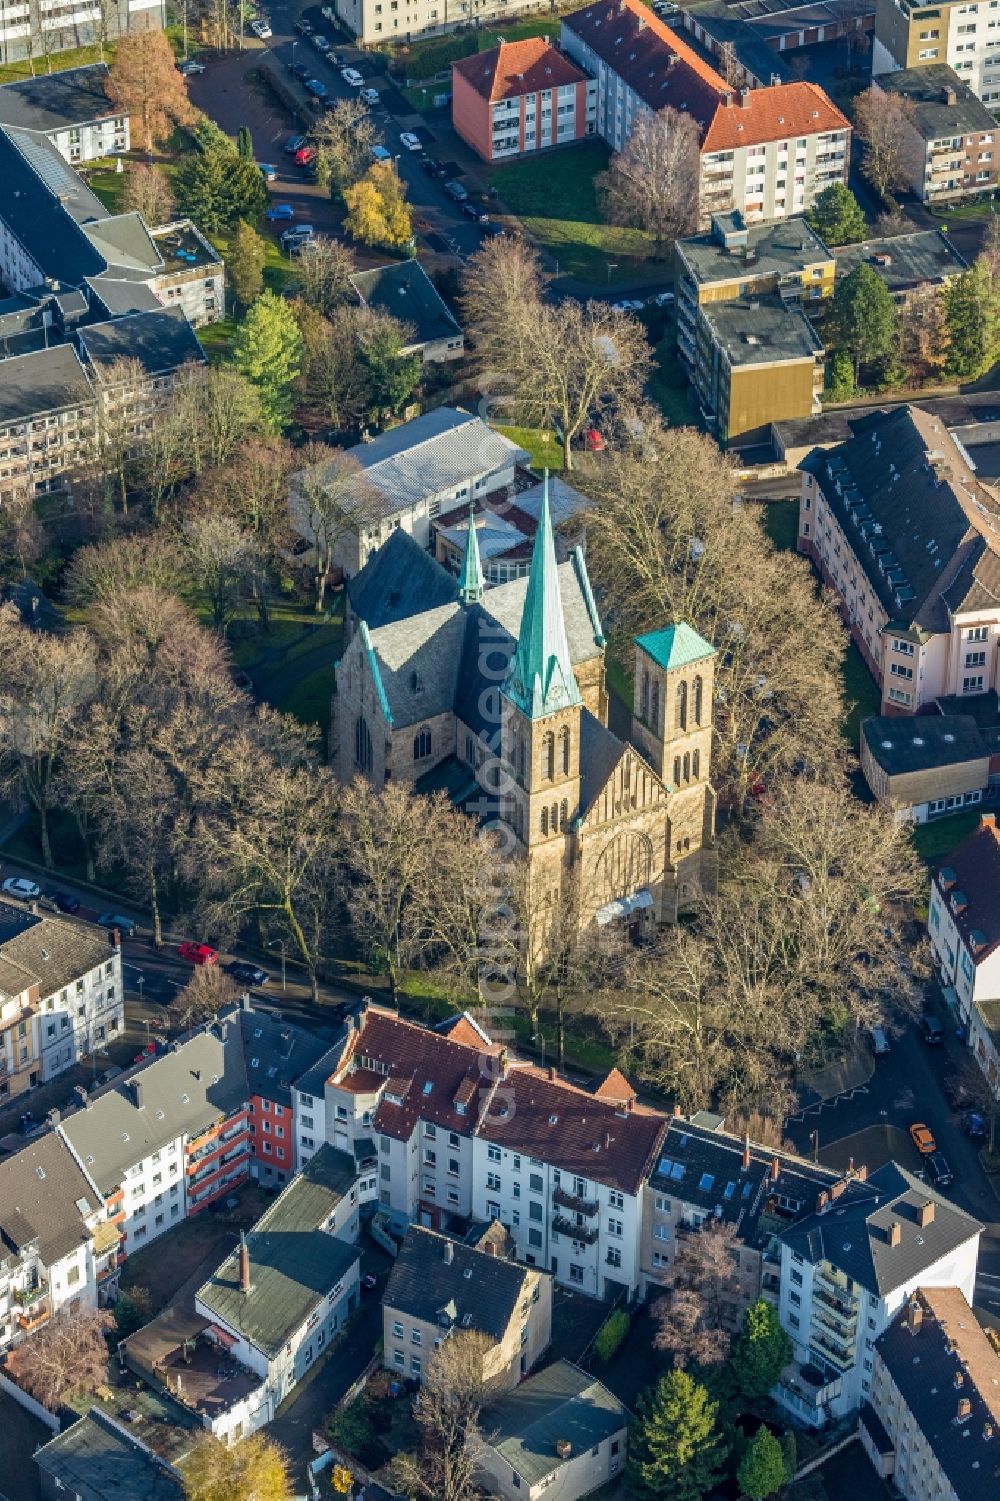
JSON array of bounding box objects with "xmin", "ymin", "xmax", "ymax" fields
[
  {"xmin": 452, "ymin": 37, "xmax": 595, "ymax": 162},
  {"xmin": 798, "ymin": 404, "xmax": 1000, "ymax": 717},
  {"xmin": 0, "ymin": 1133, "xmax": 114, "ymax": 1353},
  {"xmin": 0, "ymin": 64, "xmax": 129, "ymax": 164},
  {"xmin": 928, "ymin": 814, "xmax": 1000, "ymax": 1084},
  {"xmin": 0, "ymin": 900, "xmax": 122, "ymax": 1102},
  {"xmin": 333, "ymin": 0, "xmax": 552, "ymax": 46},
  {"xmin": 561, "ymin": 0, "xmax": 849, "ymax": 229},
  {"xmin": 241, "ymin": 1007, "xmax": 331, "ymax": 1188}
]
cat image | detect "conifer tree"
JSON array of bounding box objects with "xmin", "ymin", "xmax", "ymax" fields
[
  {"xmin": 731, "ymin": 1300, "xmax": 793, "ymax": 1399},
  {"xmin": 737, "ymin": 1427, "xmax": 787, "ymax": 1501},
  {"xmin": 233, "ymin": 290, "xmax": 303, "ymax": 430},
  {"xmin": 626, "ymin": 1368, "xmax": 727, "ymax": 1501}
]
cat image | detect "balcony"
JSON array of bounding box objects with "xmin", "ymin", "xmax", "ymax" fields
[
  {"xmin": 809, "ymin": 1329, "xmax": 856, "ymax": 1373},
  {"xmin": 553, "ymin": 1186, "xmax": 598, "ymax": 1217},
  {"xmin": 813, "ymin": 1285, "xmax": 858, "ymax": 1330},
  {"xmin": 13, "ymin": 1281, "xmax": 48, "ymax": 1308},
  {"xmin": 552, "ymin": 1214, "xmax": 599, "ymax": 1245},
  {"xmin": 815, "ymin": 1267, "xmax": 858, "ymax": 1302},
  {"xmin": 16, "ymin": 1298, "xmax": 51, "ymax": 1332}
]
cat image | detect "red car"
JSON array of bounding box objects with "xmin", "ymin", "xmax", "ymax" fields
[
  {"xmin": 178, "ymin": 941, "xmax": 218, "ymax": 966},
  {"xmin": 294, "ymin": 144, "xmax": 316, "ymax": 166},
  {"xmin": 583, "ymin": 428, "xmax": 606, "ymax": 452}
]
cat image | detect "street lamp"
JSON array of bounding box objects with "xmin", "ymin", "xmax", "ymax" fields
[
  {"xmin": 810, "ymin": 1129, "xmax": 819, "ymax": 1164},
  {"xmin": 136, "ymin": 974, "xmax": 144, "ymax": 1005},
  {"xmin": 607, "ymin": 262, "xmax": 618, "ymax": 284},
  {"xmin": 268, "ymin": 939, "xmax": 287, "ymax": 992}
]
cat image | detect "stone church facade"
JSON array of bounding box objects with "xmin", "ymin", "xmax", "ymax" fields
[{"xmin": 332, "ymin": 482, "xmax": 718, "ymax": 939}]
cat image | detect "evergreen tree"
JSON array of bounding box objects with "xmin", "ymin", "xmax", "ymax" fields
[
  {"xmin": 227, "ymin": 220, "xmax": 267, "ymax": 308},
  {"xmin": 626, "ymin": 1368, "xmax": 728, "ymax": 1501},
  {"xmin": 806, "ymin": 182, "xmax": 867, "ymax": 246},
  {"xmin": 233, "ymin": 290, "xmax": 304, "ymax": 431},
  {"xmin": 737, "ymin": 1428, "xmax": 787, "ymax": 1501},
  {"xmin": 358, "ymin": 318, "xmax": 421, "ymax": 428},
  {"xmin": 237, "ymin": 125, "xmax": 254, "ymax": 160},
  {"xmin": 825, "ymin": 349, "xmax": 855, "ymax": 402},
  {"xmin": 945, "ymin": 262, "xmax": 998, "ymax": 379},
  {"xmin": 781, "ymin": 1431, "xmax": 797, "ymax": 1483},
  {"xmin": 731, "ymin": 1300, "xmax": 793, "ymax": 1400},
  {"xmin": 176, "ymin": 145, "xmax": 267, "ymax": 234},
  {"xmin": 827, "ymin": 262, "xmax": 898, "ymax": 381}
]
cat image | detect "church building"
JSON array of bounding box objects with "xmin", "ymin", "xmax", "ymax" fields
[{"xmin": 332, "ymin": 478, "xmax": 718, "ymax": 935}]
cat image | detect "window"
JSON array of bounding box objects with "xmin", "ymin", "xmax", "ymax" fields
[
  {"xmin": 560, "ymin": 725, "xmax": 570, "ymax": 775},
  {"xmin": 966, "ymin": 650, "xmax": 987, "ymax": 667},
  {"xmin": 355, "ymin": 717, "xmax": 372, "ymax": 773},
  {"xmin": 607, "ymin": 1218, "xmax": 623, "ymax": 1237},
  {"xmin": 570, "ymin": 1264, "xmax": 584, "ymax": 1283},
  {"xmin": 413, "ymin": 727, "xmax": 432, "ymax": 761},
  {"xmin": 607, "ymin": 1246, "xmax": 622, "ymax": 1267},
  {"xmin": 609, "ymin": 1190, "xmax": 624, "ymax": 1209},
  {"xmin": 650, "ymin": 680, "xmax": 660, "ymax": 728},
  {"xmin": 543, "ymin": 731, "xmax": 555, "ymax": 780},
  {"xmin": 487, "ymin": 1172, "xmax": 501, "ymax": 1191},
  {"xmin": 528, "ymin": 1228, "xmax": 542, "ymax": 1247},
  {"xmin": 964, "ymin": 675, "xmax": 985, "ymax": 693},
  {"xmin": 488, "ymin": 1144, "xmax": 501, "ymax": 1162},
  {"xmin": 693, "ymin": 675, "xmax": 703, "ymax": 725},
  {"xmin": 968, "ymin": 625, "xmax": 989, "ymax": 642},
  {"xmin": 393, "ymin": 1321, "xmax": 404, "ymax": 1338},
  {"xmin": 530, "ymin": 1172, "xmax": 543, "ymax": 1192},
  {"xmin": 676, "ymin": 679, "xmax": 688, "ymax": 730},
  {"xmin": 529, "ymin": 1200, "xmax": 543, "ymax": 1221}
]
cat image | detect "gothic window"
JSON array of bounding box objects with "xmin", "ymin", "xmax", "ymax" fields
[
  {"xmin": 676, "ymin": 680, "xmax": 688, "ymax": 731},
  {"xmin": 541, "ymin": 807, "xmax": 549, "ymax": 836},
  {"xmin": 411, "ymin": 670, "xmax": 423, "ymax": 694},
  {"xmin": 518, "ymin": 735, "xmax": 526, "ymax": 781},
  {"xmin": 413, "ymin": 727, "xmax": 432, "ymax": 761},
  {"xmin": 692, "ymin": 749, "xmax": 700, "ymax": 780},
  {"xmin": 543, "ymin": 731, "xmax": 555, "ymax": 781},
  {"xmin": 355, "ymin": 717, "xmax": 372, "ymax": 774},
  {"xmin": 683, "ymin": 752, "xmax": 690, "ymax": 783},
  {"xmin": 560, "ymin": 798, "xmax": 568, "ymax": 830},
  {"xmin": 650, "ymin": 680, "xmax": 660, "ymax": 730},
  {"xmin": 551, "ymin": 802, "xmax": 558, "ymax": 832},
  {"xmin": 673, "ymin": 756, "xmax": 681, "ymax": 787},
  {"xmin": 693, "ymin": 675, "xmax": 703, "ymax": 726},
  {"xmin": 640, "ymin": 670, "xmax": 649, "ymax": 720},
  {"xmin": 560, "ymin": 725, "xmax": 570, "ymax": 775}
]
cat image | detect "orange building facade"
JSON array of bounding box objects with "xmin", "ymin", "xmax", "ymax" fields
[{"xmin": 452, "ymin": 37, "xmax": 595, "ymax": 163}]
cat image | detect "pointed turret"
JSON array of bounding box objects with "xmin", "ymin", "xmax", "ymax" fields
[
  {"xmin": 457, "ymin": 503, "xmax": 484, "ymax": 604},
  {"xmin": 503, "ymin": 473, "xmax": 581, "ymax": 720}
]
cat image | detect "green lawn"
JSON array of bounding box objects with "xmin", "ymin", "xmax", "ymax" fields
[
  {"xmin": 224, "ymin": 597, "xmax": 345, "ymax": 739},
  {"xmin": 489, "ymin": 140, "xmax": 658, "ymax": 284},
  {"xmin": 401, "ymin": 83, "xmax": 452, "ymax": 113},
  {"xmin": 911, "ymin": 809, "xmax": 982, "ymax": 862},
  {"xmin": 0, "ymin": 40, "xmax": 115, "ymax": 84},
  {"xmin": 494, "ymin": 423, "xmax": 564, "ymax": 472},
  {"xmin": 648, "ymin": 331, "xmax": 691, "ymax": 428},
  {"xmin": 841, "ymin": 640, "xmax": 881, "ymax": 747},
  {"xmin": 389, "ymin": 15, "xmax": 570, "ymax": 84},
  {"xmin": 763, "ymin": 499, "xmax": 800, "ymax": 554}
]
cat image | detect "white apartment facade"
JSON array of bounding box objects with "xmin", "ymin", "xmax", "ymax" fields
[
  {"xmin": 927, "ymin": 815, "xmax": 1000, "ymax": 1096},
  {"xmin": 699, "ymin": 116, "xmax": 850, "ymax": 225},
  {"xmin": 874, "ymin": 0, "xmax": 1000, "ymax": 104},
  {"xmin": 332, "ymin": 0, "xmax": 549, "ymax": 46},
  {"xmin": 0, "ymin": 0, "xmax": 164, "ymax": 67}
]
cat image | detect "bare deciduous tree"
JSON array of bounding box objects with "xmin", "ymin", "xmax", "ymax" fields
[
  {"xmin": 15, "ymin": 1308, "xmax": 113, "ymax": 1411},
  {"xmin": 181, "ymin": 510, "xmax": 260, "ymax": 632},
  {"xmin": 121, "ymin": 162, "xmax": 176, "ymax": 225},
  {"xmin": 64, "ymin": 533, "xmax": 184, "ymax": 607},
  {"xmin": 290, "ymin": 442, "xmax": 382, "ymax": 609},
  {"xmin": 598, "ymin": 107, "xmax": 701, "ymax": 250},
  {"xmin": 653, "ymin": 1222, "xmax": 743, "ymax": 1367},
  {"xmin": 391, "ymin": 1331, "xmax": 493, "ymax": 1501},
  {"xmin": 311, "ymin": 98, "xmax": 379, "ymax": 196},
  {"xmin": 169, "ymin": 964, "xmax": 240, "ymax": 1032},
  {"xmin": 854, "ymin": 87, "xmax": 917, "ymax": 199}
]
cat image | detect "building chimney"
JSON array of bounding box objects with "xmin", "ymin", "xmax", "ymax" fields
[
  {"xmin": 673, "ymin": 1104, "xmax": 683, "ymax": 1117},
  {"xmin": 111, "ymin": 926, "xmax": 121, "ymax": 949},
  {"xmin": 954, "ymin": 1369, "xmax": 965, "ymax": 1388},
  {"xmin": 498, "ymin": 1046, "xmax": 509, "ymax": 1080},
  {"xmin": 856, "ymin": 1163, "xmax": 869, "ymax": 1182},
  {"xmin": 131, "ymin": 1080, "xmax": 144, "ymax": 1110},
  {"xmin": 984, "ymin": 1422, "xmax": 994, "ymax": 1440},
  {"xmin": 742, "ymin": 1135, "xmax": 751, "ymax": 1171},
  {"xmin": 239, "ymin": 1231, "xmax": 251, "ymax": 1294},
  {"xmin": 548, "ymin": 1065, "xmax": 557, "ymax": 1082},
  {"xmin": 740, "ymin": 86, "xmax": 752, "ymax": 108},
  {"xmin": 847, "ymin": 1157, "xmax": 854, "ymax": 1174},
  {"xmin": 816, "ymin": 1190, "xmax": 830, "ymax": 1214},
  {"xmin": 958, "ymin": 1396, "xmax": 972, "ymax": 1421},
  {"xmin": 918, "ymin": 1200, "xmax": 935, "ymax": 1228},
  {"xmin": 888, "ymin": 1220, "xmax": 902, "ymax": 1247},
  {"xmin": 944, "ymin": 85, "xmax": 957, "ymax": 105},
  {"xmin": 770, "ymin": 1156, "xmax": 780, "ymax": 1183},
  {"xmin": 906, "ymin": 1297, "xmax": 923, "ymax": 1335},
  {"xmin": 831, "ymin": 1179, "xmax": 847, "ymax": 1201},
  {"xmin": 443, "ymin": 1240, "xmax": 454, "ymax": 1265},
  {"xmin": 982, "ymin": 812, "xmax": 996, "ymax": 828}
]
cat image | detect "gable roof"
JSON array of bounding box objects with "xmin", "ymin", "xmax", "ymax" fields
[
  {"xmin": 781, "ymin": 1161, "xmax": 982, "ymax": 1297},
  {"xmin": 0, "ymin": 340, "xmax": 93, "ymax": 424},
  {"xmin": 0, "ymin": 63, "xmax": 120, "ymax": 134},
  {"xmin": 34, "ymin": 1410, "xmax": 182, "ymax": 1501},
  {"xmin": 0, "ymin": 1130, "xmax": 99, "ymax": 1266},
  {"xmin": 350, "ymin": 259, "xmax": 462, "ymax": 351},
  {"xmin": 933, "ymin": 817, "xmax": 1000, "ymax": 962},
  {"xmin": 701, "ymin": 81, "xmax": 849, "ymax": 153},
  {"xmin": 636, "ymin": 621, "xmax": 715, "ymax": 671},
  {"xmin": 453, "ymin": 38, "xmax": 586, "ymax": 100},
  {"xmin": 383, "ymin": 1224, "xmax": 534, "ymax": 1339},
  {"xmin": 481, "ymin": 1360, "xmax": 628, "ymax": 1487},
  {"xmin": 876, "ymin": 1288, "xmax": 1000, "ymax": 1501},
  {"xmin": 878, "ymin": 64, "xmax": 998, "ymax": 140},
  {"xmin": 347, "ymin": 527, "xmax": 459, "ymax": 631},
  {"xmin": 0, "ymin": 900, "xmax": 110, "ymax": 1003},
  {"xmin": 240, "ymin": 1007, "xmax": 334, "ymax": 1109},
  {"xmin": 478, "ymin": 1065, "xmax": 667, "ymax": 1196}
]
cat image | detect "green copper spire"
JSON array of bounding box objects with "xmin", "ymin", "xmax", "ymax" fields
[
  {"xmin": 503, "ymin": 472, "xmax": 582, "ymax": 721},
  {"xmin": 458, "ymin": 503, "xmax": 484, "ymax": 604}
]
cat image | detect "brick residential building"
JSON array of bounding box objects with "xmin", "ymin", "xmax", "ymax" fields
[
  {"xmin": 874, "ymin": 0, "xmax": 1000, "ymax": 106},
  {"xmin": 561, "ymin": 0, "xmax": 850, "ymax": 227},
  {"xmin": 452, "ymin": 38, "xmax": 594, "ymax": 162},
  {"xmin": 874, "ymin": 65, "xmax": 1000, "ymax": 203}
]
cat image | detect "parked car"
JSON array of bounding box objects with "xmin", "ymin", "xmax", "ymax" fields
[
  {"xmin": 293, "ymin": 16, "xmax": 313, "ymax": 32},
  {"xmin": 177, "ymin": 58, "xmax": 205, "ymax": 75},
  {"xmin": 178, "ymin": 941, "xmax": 218, "ymax": 966},
  {"xmin": 648, "ymin": 290, "xmax": 675, "ymax": 307},
  {"xmin": 341, "ymin": 66, "xmax": 364, "ymax": 86},
  {"xmin": 291, "ymin": 61, "xmax": 312, "ymax": 80},
  {"xmin": 612, "ymin": 298, "xmax": 644, "ymax": 312},
  {"xmin": 305, "ymin": 78, "xmax": 328, "ymax": 98},
  {"xmin": 250, "ymin": 17, "xmax": 271, "ymax": 37},
  {"xmin": 44, "ymin": 889, "xmax": 81, "ymax": 913},
  {"xmin": 2, "ymin": 876, "xmax": 40, "ymax": 900},
  {"xmin": 282, "ymin": 223, "xmax": 315, "ymax": 246},
  {"xmin": 322, "ymin": 4, "xmax": 337, "ymax": 16},
  {"xmin": 583, "ymin": 427, "xmax": 606, "ymax": 452},
  {"xmin": 910, "ymin": 1122, "xmax": 937, "ymax": 1155},
  {"xmin": 312, "ymin": 33, "xmax": 332, "ymax": 51},
  {"xmin": 920, "ymin": 1013, "xmax": 945, "ymax": 1045},
  {"xmin": 926, "ymin": 1152, "xmax": 954, "ymax": 1187},
  {"xmin": 461, "ymin": 201, "xmax": 488, "ymax": 223},
  {"xmin": 869, "ymin": 1025, "xmax": 890, "ymax": 1056},
  {"xmin": 258, "ymin": 162, "xmax": 278, "ymax": 181},
  {"xmin": 284, "ymin": 134, "xmax": 308, "ymax": 153},
  {"xmin": 361, "ymin": 87, "xmax": 380, "ymax": 105},
  {"xmin": 399, "ymin": 131, "xmax": 422, "ymax": 151},
  {"xmin": 266, "ymin": 203, "xmax": 295, "ymax": 221},
  {"xmin": 964, "ymin": 1110, "xmax": 987, "ymax": 1139},
  {"xmin": 294, "ymin": 144, "xmax": 317, "ymax": 165},
  {"xmin": 444, "ymin": 179, "xmax": 468, "ymax": 202},
  {"xmin": 481, "ymin": 221, "xmax": 509, "ymax": 237},
  {"xmin": 97, "ymin": 913, "xmax": 137, "ymax": 937},
  {"xmin": 227, "ymin": 961, "xmax": 269, "ymax": 987}
]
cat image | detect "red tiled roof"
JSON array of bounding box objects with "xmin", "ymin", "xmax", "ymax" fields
[
  {"xmin": 478, "ymin": 1066, "xmax": 667, "ymax": 1196},
  {"xmin": 594, "ymin": 1067, "xmax": 637, "ymax": 1106},
  {"xmin": 437, "ymin": 1011, "xmax": 500, "ymax": 1051},
  {"xmin": 701, "ymin": 81, "xmax": 849, "ymax": 153},
  {"xmin": 452, "ymin": 37, "xmax": 586, "ymax": 101},
  {"xmin": 339, "ymin": 1009, "xmax": 495, "ymax": 1140},
  {"xmin": 934, "ymin": 816, "xmax": 1000, "ymax": 961},
  {"xmin": 563, "ymin": 0, "xmax": 728, "ymax": 128}
]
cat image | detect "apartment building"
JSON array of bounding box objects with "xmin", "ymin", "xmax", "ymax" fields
[
  {"xmin": 0, "ymin": 0, "xmax": 164, "ymax": 68},
  {"xmin": 692, "ymin": 290, "xmax": 824, "ymax": 446},
  {"xmin": 382, "ymin": 1222, "xmax": 552, "ymax": 1387},
  {"xmin": 928, "ymin": 814, "xmax": 1000, "ymax": 1076},
  {"xmin": 240, "ymin": 1008, "xmax": 331, "ymax": 1187},
  {"xmin": 194, "ymin": 1148, "xmax": 362, "ymax": 1439},
  {"xmin": 0, "ymin": 900, "xmax": 123, "ymax": 1101},
  {"xmin": 873, "ymin": 0, "xmax": 1000, "ymax": 104},
  {"xmin": 561, "ymin": 0, "xmax": 850, "ymax": 228},
  {"xmin": 0, "ymin": 1133, "xmax": 113, "ymax": 1353},
  {"xmin": 862, "ymin": 1287, "xmax": 1000, "ymax": 1500},
  {"xmin": 332, "ymin": 0, "xmax": 550, "ymax": 44},
  {"xmin": 35, "ymin": 1409, "xmax": 183, "ymax": 1501},
  {"xmin": 0, "ymin": 64, "xmax": 128, "ymax": 163},
  {"xmin": 777, "ymin": 1162, "xmax": 981, "ymax": 1422},
  {"xmin": 290, "ymin": 408, "xmax": 529, "ymax": 578},
  {"xmin": 875, "ymin": 65, "xmax": 1000, "ymax": 201},
  {"xmin": 860, "ymin": 711, "xmax": 999, "ymax": 821},
  {"xmin": 798, "ymin": 404, "xmax": 1000, "ymax": 715},
  {"xmin": 451, "ymin": 37, "xmax": 594, "ymax": 162},
  {"xmin": 833, "ymin": 229, "xmax": 968, "ymax": 299}
]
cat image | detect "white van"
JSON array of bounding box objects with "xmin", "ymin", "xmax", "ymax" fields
[{"xmin": 869, "ymin": 1026, "xmax": 890, "ymax": 1056}]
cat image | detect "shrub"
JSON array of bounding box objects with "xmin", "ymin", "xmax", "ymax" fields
[{"xmin": 594, "ymin": 1307, "xmax": 631, "ymax": 1363}]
